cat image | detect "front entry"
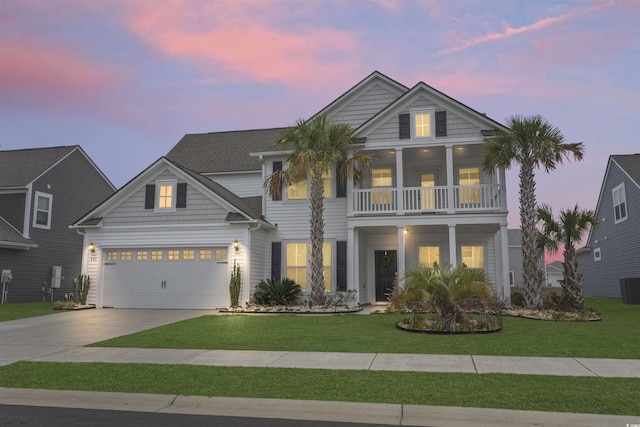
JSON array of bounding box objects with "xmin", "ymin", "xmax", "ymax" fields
[{"xmin": 375, "ymin": 250, "xmax": 397, "ymax": 301}]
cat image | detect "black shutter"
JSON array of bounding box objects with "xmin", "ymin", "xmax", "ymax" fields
[
  {"xmin": 399, "ymin": 113, "xmax": 410, "ymax": 139},
  {"xmin": 271, "ymin": 242, "xmax": 282, "ymax": 279},
  {"xmin": 144, "ymin": 184, "xmax": 155, "ymax": 209},
  {"xmin": 336, "ymin": 240, "xmax": 347, "ymax": 291},
  {"xmin": 176, "ymin": 183, "xmax": 187, "ymax": 208},
  {"xmin": 435, "ymin": 111, "xmax": 447, "ymax": 137},
  {"xmin": 272, "ymin": 161, "xmax": 283, "ymax": 201},
  {"xmin": 336, "ymin": 167, "xmax": 347, "ymax": 198}
]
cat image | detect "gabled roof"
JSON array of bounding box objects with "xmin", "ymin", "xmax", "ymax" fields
[
  {"xmin": 0, "ymin": 146, "xmax": 114, "ymax": 190},
  {"xmin": 166, "ymin": 128, "xmax": 286, "ymax": 174},
  {"xmin": 355, "ymin": 81, "xmax": 506, "ymax": 137},
  {"xmin": 72, "ymin": 157, "xmax": 272, "ymax": 228},
  {"xmin": 611, "ymin": 154, "xmax": 640, "ymax": 188},
  {"xmin": 0, "ymin": 146, "xmax": 76, "ymax": 187},
  {"xmin": 0, "ymin": 216, "xmax": 37, "ymax": 249}
]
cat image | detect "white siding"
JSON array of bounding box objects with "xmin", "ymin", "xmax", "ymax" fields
[
  {"xmin": 103, "ymin": 171, "xmax": 229, "ymax": 226},
  {"xmin": 207, "ymin": 171, "xmax": 263, "ymax": 198},
  {"xmin": 329, "ymin": 83, "xmax": 404, "ymax": 128}
]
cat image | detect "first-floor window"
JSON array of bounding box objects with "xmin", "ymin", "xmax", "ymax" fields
[
  {"xmin": 461, "ymin": 245, "xmax": 484, "ymax": 269},
  {"xmin": 593, "ymin": 247, "xmax": 602, "ymax": 262},
  {"xmin": 419, "ymin": 246, "xmax": 440, "ymax": 267},
  {"xmin": 286, "ymin": 243, "xmax": 308, "ymax": 289},
  {"xmin": 322, "ymin": 242, "xmax": 331, "ymax": 291}
]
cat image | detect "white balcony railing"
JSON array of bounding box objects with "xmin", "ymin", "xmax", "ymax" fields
[{"xmin": 352, "ymin": 184, "xmax": 501, "ymax": 215}]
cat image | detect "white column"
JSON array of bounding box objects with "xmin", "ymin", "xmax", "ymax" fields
[
  {"xmin": 446, "ymin": 145, "xmax": 454, "ymax": 213},
  {"xmin": 347, "ymin": 226, "xmax": 356, "ymax": 291},
  {"xmin": 448, "ymin": 224, "xmax": 457, "ymax": 266},
  {"xmin": 499, "ymin": 224, "xmax": 511, "ymax": 304},
  {"xmin": 499, "ymin": 166, "xmax": 507, "ymax": 211},
  {"xmin": 397, "ymin": 226, "xmax": 405, "ymax": 281},
  {"xmin": 395, "ymin": 148, "xmax": 404, "ymax": 215},
  {"xmin": 347, "ymin": 152, "xmax": 354, "ymax": 216}
]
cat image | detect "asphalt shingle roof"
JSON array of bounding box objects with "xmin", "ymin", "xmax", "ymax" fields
[
  {"xmin": 612, "ymin": 154, "xmax": 640, "ymax": 187},
  {"xmin": 0, "ymin": 146, "xmax": 76, "ymax": 187},
  {"xmin": 166, "ymin": 128, "xmax": 286, "ymax": 174},
  {"xmin": 0, "ymin": 217, "xmax": 36, "ymax": 247}
]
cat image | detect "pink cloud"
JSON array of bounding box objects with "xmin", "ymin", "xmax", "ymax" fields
[
  {"xmin": 0, "ymin": 38, "xmax": 123, "ymax": 110},
  {"xmin": 437, "ymin": 1, "xmax": 614, "ymax": 56},
  {"xmin": 123, "ymin": 1, "xmax": 362, "ymax": 89}
]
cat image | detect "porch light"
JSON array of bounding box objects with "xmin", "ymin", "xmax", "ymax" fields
[
  {"xmin": 404, "ymin": 228, "xmax": 409, "ymax": 234},
  {"xmin": 89, "ymin": 242, "xmax": 95, "ymax": 254},
  {"xmin": 233, "ymin": 240, "xmax": 239, "ymax": 251}
]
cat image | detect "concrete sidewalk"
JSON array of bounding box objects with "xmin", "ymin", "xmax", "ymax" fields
[{"xmin": 23, "ymin": 346, "xmax": 640, "ymax": 377}]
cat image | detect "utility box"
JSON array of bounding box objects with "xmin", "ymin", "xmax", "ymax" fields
[
  {"xmin": 620, "ymin": 278, "xmax": 640, "ymax": 305},
  {"xmin": 1, "ymin": 269, "xmax": 11, "ymax": 304},
  {"xmin": 51, "ymin": 266, "xmax": 62, "ymax": 288}
]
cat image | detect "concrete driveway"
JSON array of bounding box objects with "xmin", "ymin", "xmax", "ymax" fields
[{"xmin": 0, "ymin": 308, "xmax": 214, "ymax": 366}]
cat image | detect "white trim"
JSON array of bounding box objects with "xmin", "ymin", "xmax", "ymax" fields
[
  {"xmin": 410, "ymin": 108, "xmax": 435, "ymax": 140},
  {"xmin": 154, "ymin": 179, "xmax": 177, "ymax": 213},
  {"xmin": 32, "ymin": 191, "xmax": 53, "ymax": 229}
]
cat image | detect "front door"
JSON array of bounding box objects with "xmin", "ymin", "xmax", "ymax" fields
[{"xmin": 375, "ymin": 250, "xmax": 397, "ymax": 301}]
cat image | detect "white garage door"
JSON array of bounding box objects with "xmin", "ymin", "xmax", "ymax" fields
[{"xmin": 102, "ymin": 248, "xmax": 229, "ymax": 309}]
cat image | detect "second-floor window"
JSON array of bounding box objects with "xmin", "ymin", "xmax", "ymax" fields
[
  {"xmin": 612, "ymin": 183, "xmax": 627, "ymax": 223},
  {"xmin": 458, "ymin": 168, "xmax": 481, "ymax": 205},
  {"xmin": 33, "ymin": 192, "xmax": 53, "ymax": 229},
  {"xmin": 371, "ymin": 168, "xmax": 393, "ymax": 205},
  {"xmin": 287, "ymin": 169, "xmax": 333, "ymax": 200}
]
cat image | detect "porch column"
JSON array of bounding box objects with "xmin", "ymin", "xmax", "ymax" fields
[
  {"xmin": 446, "ymin": 145, "xmax": 454, "ymax": 213},
  {"xmin": 347, "ymin": 226, "xmax": 357, "ymax": 292},
  {"xmin": 499, "ymin": 224, "xmax": 511, "ymax": 304},
  {"xmin": 395, "ymin": 148, "xmax": 404, "ymax": 215},
  {"xmin": 499, "ymin": 166, "xmax": 507, "ymax": 210},
  {"xmin": 347, "ymin": 152, "xmax": 354, "ymax": 216},
  {"xmin": 397, "ymin": 226, "xmax": 406, "ymax": 282},
  {"xmin": 448, "ymin": 224, "xmax": 457, "ymax": 266}
]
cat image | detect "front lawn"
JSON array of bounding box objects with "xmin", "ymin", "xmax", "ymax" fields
[
  {"xmin": 0, "ymin": 362, "xmax": 638, "ymax": 416},
  {"xmin": 92, "ymin": 297, "xmax": 640, "ymax": 359},
  {"xmin": 0, "ymin": 302, "xmax": 59, "ymax": 322}
]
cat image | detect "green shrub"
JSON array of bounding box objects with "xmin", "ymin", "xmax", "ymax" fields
[
  {"xmin": 253, "ymin": 278, "xmax": 301, "ymax": 306},
  {"xmin": 229, "ymin": 261, "xmax": 241, "ymax": 308},
  {"xmin": 78, "ymin": 274, "xmax": 91, "ymax": 305},
  {"xmin": 511, "ymin": 291, "xmax": 525, "ymax": 308}
]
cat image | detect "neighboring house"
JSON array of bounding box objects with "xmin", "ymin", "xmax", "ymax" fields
[
  {"xmin": 545, "ymin": 261, "xmax": 563, "ymax": 287},
  {"xmin": 71, "ymin": 71, "xmax": 511, "ymax": 309},
  {"xmin": 577, "ymin": 154, "xmax": 640, "ymax": 298},
  {"xmin": 0, "ymin": 146, "xmax": 115, "ymax": 302},
  {"xmin": 507, "ymin": 228, "xmax": 545, "ymax": 287}
]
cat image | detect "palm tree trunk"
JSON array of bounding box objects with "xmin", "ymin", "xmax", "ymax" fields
[
  {"xmin": 309, "ymin": 167, "xmax": 326, "ymax": 305},
  {"xmin": 519, "ymin": 159, "xmax": 541, "ymax": 309},
  {"xmin": 562, "ymin": 245, "xmax": 584, "ymax": 307}
]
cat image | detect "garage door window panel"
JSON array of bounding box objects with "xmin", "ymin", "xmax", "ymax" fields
[{"xmin": 137, "ymin": 250, "xmax": 148, "ymax": 261}]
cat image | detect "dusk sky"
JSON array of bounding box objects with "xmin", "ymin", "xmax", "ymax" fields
[{"xmin": 1, "ymin": 0, "xmax": 638, "ymax": 231}]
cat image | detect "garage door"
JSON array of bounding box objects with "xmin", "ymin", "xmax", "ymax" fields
[{"xmin": 102, "ymin": 248, "xmax": 229, "ymax": 309}]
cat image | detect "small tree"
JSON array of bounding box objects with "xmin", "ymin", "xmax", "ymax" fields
[
  {"xmin": 229, "ymin": 260, "xmax": 241, "ymax": 308},
  {"xmin": 78, "ymin": 274, "xmax": 91, "ymax": 305},
  {"xmin": 536, "ymin": 204, "xmax": 597, "ymax": 308}
]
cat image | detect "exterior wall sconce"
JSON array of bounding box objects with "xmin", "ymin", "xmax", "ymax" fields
[
  {"xmin": 404, "ymin": 227, "xmax": 409, "ymax": 234},
  {"xmin": 89, "ymin": 242, "xmax": 96, "ymax": 254},
  {"xmin": 233, "ymin": 240, "xmax": 239, "ymax": 251}
]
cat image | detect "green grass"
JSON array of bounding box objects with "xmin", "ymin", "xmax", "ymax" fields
[
  {"xmin": 92, "ymin": 297, "xmax": 640, "ymax": 359},
  {"xmin": 0, "ymin": 302, "xmax": 59, "ymax": 322},
  {"xmin": 0, "ymin": 362, "xmax": 637, "ymax": 415}
]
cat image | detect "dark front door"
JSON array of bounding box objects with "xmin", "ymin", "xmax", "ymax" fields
[{"xmin": 375, "ymin": 250, "xmax": 397, "ymax": 301}]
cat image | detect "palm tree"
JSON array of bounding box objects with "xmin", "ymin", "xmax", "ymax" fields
[
  {"xmin": 265, "ymin": 114, "xmax": 372, "ymax": 305},
  {"xmin": 389, "ymin": 263, "xmax": 500, "ymax": 332},
  {"xmin": 483, "ymin": 115, "xmax": 584, "ymax": 309},
  {"xmin": 536, "ymin": 204, "xmax": 597, "ymax": 308}
]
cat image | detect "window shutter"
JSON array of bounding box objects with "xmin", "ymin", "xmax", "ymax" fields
[
  {"xmin": 399, "ymin": 113, "xmax": 410, "ymax": 139},
  {"xmin": 144, "ymin": 184, "xmax": 155, "ymax": 209},
  {"xmin": 272, "ymin": 161, "xmax": 283, "ymax": 201},
  {"xmin": 271, "ymin": 242, "xmax": 282, "ymax": 279},
  {"xmin": 336, "ymin": 240, "xmax": 347, "ymax": 291},
  {"xmin": 336, "ymin": 167, "xmax": 347, "ymax": 198},
  {"xmin": 176, "ymin": 183, "xmax": 187, "ymax": 208},
  {"xmin": 435, "ymin": 111, "xmax": 447, "ymax": 137}
]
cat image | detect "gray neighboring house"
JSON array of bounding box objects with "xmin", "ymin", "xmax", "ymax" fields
[
  {"xmin": 0, "ymin": 146, "xmax": 115, "ymax": 302},
  {"xmin": 577, "ymin": 154, "xmax": 640, "ymax": 298},
  {"xmin": 507, "ymin": 228, "xmax": 545, "ymax": 287},
  {"xmin": 545, "ymin": 261, "xmax": 563, "ymax": 287}
]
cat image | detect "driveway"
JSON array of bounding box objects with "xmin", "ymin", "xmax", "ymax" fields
[{"xmin": 0, "ymin": 309, "xmax": 214, "ymax": 366}]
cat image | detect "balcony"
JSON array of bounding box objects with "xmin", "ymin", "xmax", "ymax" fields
[{"xmin": 352, "ymin": 184, "xmax": 502, "ymax": 215}]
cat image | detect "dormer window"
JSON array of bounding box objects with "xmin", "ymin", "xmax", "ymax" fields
[
  {"xmin": 399, "ymin": 110, "xmax": 446, "ymax": 140},
  {"xmin": 412, "ymin": 108, "xmax": 435, "ymax": 139},
  {"xmin": 144, "ymin": 180, "xmax": 187, "ymax": 211}
]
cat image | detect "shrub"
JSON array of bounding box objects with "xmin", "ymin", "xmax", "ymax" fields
[
  {"xmin": 229, "ymin": 261, "xmax": 241, "ymax": 308},
  {"xmin": 511, "ymin": 291, "xmax": 525, "ymax": 308},
  {"xmin": 253, "ymin": 278, "xmax": 301, "ymax": 306},
  {"xmin": 78, "ymin": 274, "xmax": 91, "ymax": 305}
]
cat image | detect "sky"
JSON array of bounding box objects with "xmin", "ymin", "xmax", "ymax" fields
[{"xmin": 1, "ymin": 0, "xmax": 639, "ymax": 236}]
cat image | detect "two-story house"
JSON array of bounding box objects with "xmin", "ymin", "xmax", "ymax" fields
[
  {"xmin": 0, "ymin": 146, "xmax": 115, "ymax": 302},
  {"xmin": 71, "ymin": 71, "xmax": 510, "ymax": 309},
  {"xmin": 577, "ymin": 154, "xmax": 640, "ymax": 299}
]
